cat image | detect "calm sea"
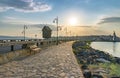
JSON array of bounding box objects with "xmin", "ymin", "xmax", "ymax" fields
[
  {"xmin": 0, "ymin": 45, "xmax": 22, "ymax": 54},
  {"xmin": 91, "ymin": 42, "xmax": 120, "ymax": 57}
]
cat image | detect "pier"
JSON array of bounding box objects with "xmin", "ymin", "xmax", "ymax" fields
[
  {"xmin": 0, "ymin": 35, "xmax": 120, "ymax": 53},
  {"xmin": 0, "ymin": 35, "xmax": 120, "ymax": 77},
  {"xmin": 0, "ymin": 42, "xmax": 84, "ymax": 78}
]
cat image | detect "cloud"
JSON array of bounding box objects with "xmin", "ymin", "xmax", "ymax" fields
[
  {"xmin": 1, "ymin": 19, "xmax": 40, "ymax": 24},
  {"xmin": 4, "ymin": 16, "xmax": 17, "ymax": 20},
  {"xmin": 1, "ymin": 17, "xmax": 40, "ymax": 24},
  {"xmin": 0, "ymin": 0, "xmax": 52, "ymax": 12},
  {"xmin": 98, "ymin": 17, "xmax": 120, "ymax": 24},
  {"xmin": 30, "ymin": 24, "xmax": 57, "ymax": 31}
]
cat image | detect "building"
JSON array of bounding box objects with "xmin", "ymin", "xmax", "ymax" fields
[{"xmin": 42, "ymin": 26, "xmax": 52, "ymax": 39}]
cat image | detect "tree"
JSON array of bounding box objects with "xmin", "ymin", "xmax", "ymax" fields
[{"xmin": 42, "ymin": 26, "xmax": 52, "ymax": 39}]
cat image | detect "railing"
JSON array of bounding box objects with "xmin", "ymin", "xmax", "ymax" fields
[
  {"xmin": 0, "ymin": 38, "xmax": 75, "ymax": 53},
  {"xmin": 0, "ymin": 35, "xmax": 120, "ymax": 44},
  {"xmin": 0, "ymin": 36, "xmax": 120, "ymax": 53}
]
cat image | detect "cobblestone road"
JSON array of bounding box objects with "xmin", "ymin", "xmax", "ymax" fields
[{"xmin": 0, "ymin": 42, "xmax": 84, "ymax": 78}]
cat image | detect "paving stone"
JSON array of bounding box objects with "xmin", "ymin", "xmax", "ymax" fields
[
  {"xmin": 59, "ymin": 72, "xmax": 66, "ymax": 77},
  {"xmin": 0, "ymin": 42, "xmax": 83, "ymax": 78},
  {"xmin": 70, "ymin": 76, "xmax": 75, "ymax": 78}
]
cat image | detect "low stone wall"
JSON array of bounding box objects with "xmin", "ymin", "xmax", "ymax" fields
[
  {"xmin": 0, "ymin": 40, "xmax": 65, "ymax": 64},
  {"xmin": 0, "ymin": 49, "xmax": 30, "ymax": 64}
]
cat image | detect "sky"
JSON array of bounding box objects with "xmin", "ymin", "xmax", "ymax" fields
[{"xmin": 0, "ymin": 0, "xmax": 120, "ymax": 38}]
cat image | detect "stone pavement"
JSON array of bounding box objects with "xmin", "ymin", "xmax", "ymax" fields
[{"xmin": 0, "ymin": 42, "xmax": 84, "ymax": 78}]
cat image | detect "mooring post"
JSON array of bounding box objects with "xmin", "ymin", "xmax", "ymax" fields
[
  {"xmin": 37, "ymin": 43, "xmax": 39, "ymax": 46},
  {"xmin": 11, "ymin": 45, "xmax": 14, "ymax": 51}
]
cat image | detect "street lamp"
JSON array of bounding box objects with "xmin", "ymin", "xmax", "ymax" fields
[
  {"xmin": 53, "ymin": 16, "xmax": 59, "ymax": 45},
  {"xmin": 22, "ymin": 25, "xmax": 28, "ymax": 41},
  {"xmin": 35, "ymin": 34, "xmax": 37, "ymax": 39},
  {"xmin": 64, "ymin": 26, "xmax": 68, "ymax": 41}
]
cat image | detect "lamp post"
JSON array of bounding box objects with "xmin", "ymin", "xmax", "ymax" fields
[
  {"xmin": 65, "ymin": 26, "xmax": 68, "ymax": 42},
  {"xmin": 23, "ymin": 25, "xmax": 27, "ymax": 41},
  {"xmin": 56, "ymin": 17, "xmax": 58, "ymax": 45},
  {"xmin": 35, "ymin": 34, "xmax": 37, "ymax": 39},
  {"xmin": 53, "ymin": 16, "xmax": 59, "ymax": 45}
]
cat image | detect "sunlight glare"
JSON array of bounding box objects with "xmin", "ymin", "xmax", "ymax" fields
[{"xmin": 68, "ymin": 17, "xmax": 78, "ymax": 26}]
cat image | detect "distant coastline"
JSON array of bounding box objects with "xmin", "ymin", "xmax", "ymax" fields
[{"xmin": 0, "ymin": 35, "xmax": 31, "ymax": 40}]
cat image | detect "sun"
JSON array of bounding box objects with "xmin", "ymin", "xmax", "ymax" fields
[{"xmin": 68, "ymin": 17, "xmax": 78, "ymax": 26}]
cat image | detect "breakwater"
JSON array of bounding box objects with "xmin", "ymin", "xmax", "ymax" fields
[
  {"xmin": 72, "ymin": 41, "xmax": 120, "ymax": 64},
  {"xmin": 72, "ymin": 41, "xmax": 120, "ymax": 78},
  {"xmin": 0, "ymin": 42, "xmax": 84, "ymax": 78}
]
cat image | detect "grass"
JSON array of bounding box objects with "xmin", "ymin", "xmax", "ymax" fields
[{"xmin": 89, "ymin": 63, "xmax": 120, "ymax": 77}]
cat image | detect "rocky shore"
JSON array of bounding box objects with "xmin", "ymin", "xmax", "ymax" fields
[{"xmin": 72, "ymin": 41, "xmax": 120, "ymax": 78}]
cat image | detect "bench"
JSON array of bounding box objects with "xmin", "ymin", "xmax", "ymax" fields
[{"xmin": 29, "ymin": 45, "xmax": 41, "ymax": 54}]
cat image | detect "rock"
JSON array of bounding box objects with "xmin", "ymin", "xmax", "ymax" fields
[
  {"xmin": 115, "ymin": 57, "xmax": 120, "ymax": 64},
  {"xmin": 81, "ymin": 65, "xmax": 88, "ymax": 70},
  {"xmin": 92, "ymin": 74, "xmax": 103, "ymax": 78},
  {"xmin": 83, "ymin": 69, "xmax": 91, "ymax": 78},
  {"xmin": 73, "ymin": 41, "xmax": 120, "ymax": 64},
  {"xmin": 96, "ymin": 58, "xmax": 110, "ymax": 63},
  {"xmin": 111, "ymin": 76, "xmax": 120, "ymax": 78},
  {"xmin": 93, "ymin": 68, "xmax": 107, "ymax": 74}
]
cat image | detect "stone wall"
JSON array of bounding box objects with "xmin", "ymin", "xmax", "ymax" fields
[
  {"xmin": 0, "ymin": 40, "xmax": 63, "ymax": 64},
  {"xmin": 0, "ymin": 49, "xmax": 33, "ymax": 64}
]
